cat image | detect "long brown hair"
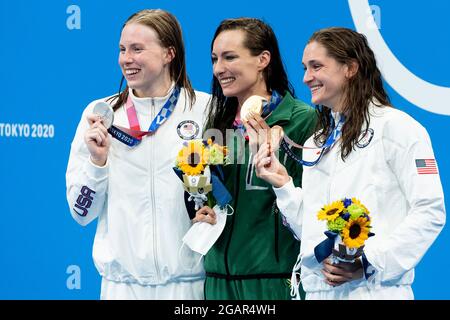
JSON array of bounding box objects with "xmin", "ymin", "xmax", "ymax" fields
[
  {"xmin": 205, "ymin": 18, "xmax": 295, "ymax": 137},
  {"xmin": 107, "ymin": 9, "xmax": 195, "ymax": 111},
  {"xmin": 309, "ymin": 27, "xmax": 391, "ymax": 160}
]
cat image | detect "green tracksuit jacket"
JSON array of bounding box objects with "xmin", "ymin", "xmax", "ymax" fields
[{"xmin": 204, "ymin": 92, "xmax": 317, "ymax": 299}]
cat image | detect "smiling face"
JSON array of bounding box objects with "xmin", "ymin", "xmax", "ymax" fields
[
  {"xmin": 211, "ymin": 29, "xmax": 270, "ymax": 107},
  {"xmin": 302, "ymin": 41, "xmax": 350, "ymax": 112},
  {"xmin": 118, "ymin": 22, "xmax": 174, "ymax": 97}
]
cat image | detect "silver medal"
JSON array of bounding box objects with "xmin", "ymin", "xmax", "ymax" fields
[{"xmin": 93, "ymin": 101, "xmax": 114, "ymax": 129}]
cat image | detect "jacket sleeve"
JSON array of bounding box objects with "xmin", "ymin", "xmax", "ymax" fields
[
  {"xmin": 363, "ymin": 116, "xmax": 446, "ymax": 283},
  {"xmin": 65, "ymin": 105, "xmax": 109, "ymax": 226},
  {"xmin": 273, "ymin": 178, "xmax": 304, "ymax": 239}
]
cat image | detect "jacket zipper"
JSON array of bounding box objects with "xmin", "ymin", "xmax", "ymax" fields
[
  {"xmin": 327, "ymin": 115, "xmax": 341, "ymax": 204},
  {"xmin": 150, "ymin": 98, "xmax": 160, "ymax": 281},
  {"xmin": 326, "ymin": 148, "xmax": 339, "ymax": 204},
  {"xmin": 273, "ymin": 201, "xmax": 280, "ymax": 263},
  {"xmin": 224, "ymin": 163, "xmax": 241, "ymax": 276}
]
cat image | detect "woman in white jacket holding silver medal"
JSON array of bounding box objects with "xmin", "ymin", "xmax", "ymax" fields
[
  {"xmin": 251, "ymin": 27, "xmax": 446, "ymax": 299},
  {"xmin": 65, "ymin": 9, "xmax": 210, "ymax": 299}
]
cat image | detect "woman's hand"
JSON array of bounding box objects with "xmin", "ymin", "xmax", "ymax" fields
[
  {"xmin": 192, "ymin": 206, "xmax": 217, "ymax": 225},
  {"xmin": 321, "ymin": 258, "xmax": 364, "ymax": 287},
  {"xmin": 243, "ymin": 112, "xmax": 272, "ymax": 155},
  {"xmin": 85, "ymin": 114, "xmax": 111, "ymax": 166},
  {"xmin": 254, "ymin": 142, "xmax": 291, "ymax": 188}
]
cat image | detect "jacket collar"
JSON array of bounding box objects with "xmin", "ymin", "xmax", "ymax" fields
[{"xmin": 265, "ymin": 91, "xmax": 295, "ymax": 126}]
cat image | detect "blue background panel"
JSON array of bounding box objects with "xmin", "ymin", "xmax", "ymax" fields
[{"xmin": 0, "ymin": 0, "xmax": 448, "ymax": 299}]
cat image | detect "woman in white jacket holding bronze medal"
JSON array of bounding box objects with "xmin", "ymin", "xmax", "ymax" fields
[{"xmin": 251, "ymin": 27, "xmax": 446, "ymax": 299}]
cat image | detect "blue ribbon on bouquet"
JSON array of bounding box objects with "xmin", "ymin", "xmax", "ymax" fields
[
  {"xmin": 314, "ymin": 230, "xmax": 376, "ymax": 281},
  {"xmin": 173, "ymin": 167, "xmax": 184, "ymax": 181},
  {"xmin": 361, "ymin": 252, "xmax": 376, "ymax": 280},
  {"xmin": 314, "ymin": 231, "xmax": 339, "ymax": 263},
  {"xmin": 210, "ymin": 168, "xmax": 232, "ymax": 207}
]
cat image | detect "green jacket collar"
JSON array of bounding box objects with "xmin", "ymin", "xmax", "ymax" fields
[{"xmin": 266, "ymin": 92, "xmax": 295, "ymax": 126}]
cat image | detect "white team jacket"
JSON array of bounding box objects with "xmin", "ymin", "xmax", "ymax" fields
[
  {"xmin": 66, "ymin": 87, "xmax": 210, "ymax": 286},
  {"xmin": 274, "ymin": 104, "xmax": 446, "ymax": 295}
]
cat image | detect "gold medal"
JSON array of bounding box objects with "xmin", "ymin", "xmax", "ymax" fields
[{"xmin": 240, "ymin": 95, "xmax": 267, "ymax": 121}]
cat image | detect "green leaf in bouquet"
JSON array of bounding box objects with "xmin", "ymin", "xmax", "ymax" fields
[
  {"xmin": 347, "ymin": 203, "xmax": 365, "ymax": 220},
  {"xmin": 327, "ymin": 216, "xmax": 347, "ymax": 233}
]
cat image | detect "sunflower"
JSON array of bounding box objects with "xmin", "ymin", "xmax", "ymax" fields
[
  {"xmin": 351, "ymin": 197, "xmax": 370, "ymax": 215},
  {"xmin": 176, "ymin": 140, "xmax": 209, "ymax": 175},
  {"xmin": 341, "ymin": 217, "xmax": 371, "ymax": 248},
  {"xmin": 317, "ymin": 200, "xmax": 345, "ymax": 221}
]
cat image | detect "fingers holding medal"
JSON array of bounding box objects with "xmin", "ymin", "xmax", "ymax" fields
[
  {"xmin": 240, "ymin": 95, "xmax": 265, "ymax": 122},
  {"xmin": 92, "ymin": 101, "xmax": 114, "ymax": 129},
  {"xmin": 84, "ymin": 102, "xmax": 113, "ymax": 164},
  {"xmin": 241, "ymin": 95, "xmax": 283, "ymax": 153}
]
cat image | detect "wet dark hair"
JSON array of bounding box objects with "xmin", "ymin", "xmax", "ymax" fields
[
  {"xmin": 205, "ymin": 18, "xmax": 295, "ymax": 136},
  {"xmin": 309, "ymin": 27, "xmax": 392, "ymax": 160}
]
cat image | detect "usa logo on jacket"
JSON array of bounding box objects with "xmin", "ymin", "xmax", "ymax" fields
[
  {"xmin": 177, "ymin": 120, "xmax": 200, "ymax": 140},
  {"xmin": 356, "ymin": 128, "xmax": 374, "ymax": 148}
]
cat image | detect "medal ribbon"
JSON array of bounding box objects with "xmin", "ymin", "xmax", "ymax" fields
[
  {"xmin": 233, "ymin": 90, "xmax": 283, "ymax": 139},
  {"xmin": 280, "ymin": 114, "xmax": 345, "ymax": 167},
  {"xmin": 108, "ymin": 86, "xmax": 180, "ymax": 147}
]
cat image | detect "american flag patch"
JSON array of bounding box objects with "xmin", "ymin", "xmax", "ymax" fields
[{"xmin": 415, "ymin": 159, "xmax": 438, "ymax": 175}]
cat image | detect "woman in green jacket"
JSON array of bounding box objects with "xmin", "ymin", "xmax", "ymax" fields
[{"xmin": 194, "ymin": 17, "xmax": 317, "ymax": 300}]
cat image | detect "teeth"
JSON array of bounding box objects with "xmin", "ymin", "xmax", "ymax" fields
[
  {"xmin": 220, "ymin": 77, "xmax": 235, "ymax": 84},
  {"xmin": 125, "ymin": 69, "xmax": 140, "ymax": 75},
  {"xmin": 310, "ymin": 85, "xmax": 322, "ymax": 93}
]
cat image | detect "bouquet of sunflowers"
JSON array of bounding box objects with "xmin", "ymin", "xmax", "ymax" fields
[
  {"xmin": 315, "ymin": 198, "xmax": 374, "ymax": 263},
  {"xmin": 174, "ymin": 139, "xmax": 230, "ymax": 211}
]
